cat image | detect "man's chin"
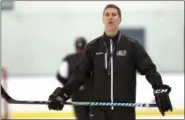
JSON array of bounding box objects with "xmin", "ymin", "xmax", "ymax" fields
[{"xmin": 106, "ymin": 27, "xmax": 116, "ymax": 31}]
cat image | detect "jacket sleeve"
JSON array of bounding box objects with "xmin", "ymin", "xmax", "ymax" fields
[
  {"xmin": 56, "ymin": 60, "xmax": 69, "ymax": 85},
  {"xmin": 133, "ymin": 41, "xmax": 163, "ymax": 89},
  {"xmin": 56, "ymin": 72, "xmax": 68, "ymax": 85},
  {"xmin": 62, "ymin": 43, "xmax": 94, "ymax": 95}
]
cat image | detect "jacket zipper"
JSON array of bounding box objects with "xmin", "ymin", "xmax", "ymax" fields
[
  {"xmin": 110, "ymin": 39, "xmax": 114, "ymax": 110},
  {"xmin": 102, "ymin": 34, "xmax": 121, "ymax": 110}
]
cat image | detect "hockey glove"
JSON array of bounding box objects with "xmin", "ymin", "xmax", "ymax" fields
[
  {"xmin": 153, "ymin": 84, "xmax": 173, "ymax": 116},
  {"xmin": 48, "ymin": 87, "xmax": 70, "ymax": 110}
]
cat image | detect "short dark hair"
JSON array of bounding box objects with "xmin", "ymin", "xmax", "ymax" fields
[{"xmin": 103, "ymin": 4, "xmax": 121, "ymax": 18}]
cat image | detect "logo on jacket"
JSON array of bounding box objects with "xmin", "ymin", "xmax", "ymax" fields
[
  {"xmin": 96, "ymin": 52, "xmax": 103, "ymax": 55},
  {"xmin": 116, "ymin": 50, "xmax": 127, "ymax": 56}
]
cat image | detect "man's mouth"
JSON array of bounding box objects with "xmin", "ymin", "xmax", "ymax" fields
[{"xmin": 108, "ymin": 21, "xmax": 113, "ymax": 24}]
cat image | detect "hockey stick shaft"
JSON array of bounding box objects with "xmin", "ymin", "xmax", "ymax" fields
[{"xmin": 66, "ymin": 101, "xmax": 157, "ymax": 107}]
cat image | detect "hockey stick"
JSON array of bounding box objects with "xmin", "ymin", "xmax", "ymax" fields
[
  {"xmin": 2, "ymin": 85, "xmax": 157, "ymax": 107},
  {"xmin": 2, "ymin": 90, "xmax": 157, "ymax": 107}
]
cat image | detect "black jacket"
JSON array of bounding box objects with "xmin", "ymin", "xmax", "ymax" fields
[
  {"xmin": 63, "ymin": 31, "xmax": 163, "ymax": 109},
  {"xmin": 57, "ymin": 53, "xmax": 94, "ymax": 101}
]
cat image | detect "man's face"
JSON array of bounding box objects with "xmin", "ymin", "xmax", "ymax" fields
[
  {"xmin": 103, "ymin": 8, "xmax": 121, "ymax": 31},
  {"xmin": 76, "ymin": 48, "xmax": 85, "ymax": 54}
]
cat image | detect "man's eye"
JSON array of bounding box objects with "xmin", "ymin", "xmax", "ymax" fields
[
  {"xmin": 105, "ymin": 14, "xmax": 109, "ymax": 17},
  {"xmin": 112, "ymin": 13, "xmax": 117, "ymax": 16}
]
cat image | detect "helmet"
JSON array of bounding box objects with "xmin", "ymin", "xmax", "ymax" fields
[{"xmin": 75, "ymin": 37, "xmax": 87, "ymax": 49}]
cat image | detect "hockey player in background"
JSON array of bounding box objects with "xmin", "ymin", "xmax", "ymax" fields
[
  {"xmin": 54, "ymin": 37, "xmax": 93, "ymax": 120},
  {"xmin": 48, "ymin": 4, "xmax": 173, "ymax": 120}
]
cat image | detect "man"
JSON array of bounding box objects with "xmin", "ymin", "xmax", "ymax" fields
[
  {"xmin": 55, "ymin": 37, "xmax": 93, "ymax": 120},
  {"xmin": 48, "ymin": 4, "xmax": 172, "ymax": 120}
]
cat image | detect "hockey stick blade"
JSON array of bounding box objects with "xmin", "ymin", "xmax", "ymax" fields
[
  {"xmin": 1, "ymin": 85, "xmax": 16, "ymax": 103},
  {"xmin": 1, "ymin": 85, "xmax": 47, "ymax": 104}
]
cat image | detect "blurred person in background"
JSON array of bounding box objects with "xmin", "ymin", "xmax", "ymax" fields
[
  {"xmin": 1, "ymin": 67, "xmax": 8, "ymax": 81},
  {"xmin": 54, "ymin": 37, "xmax": 93, "ymax": 120},
  {"xmin": 48, "ymin": 4, "xmax": 172, "ymax": 120}
]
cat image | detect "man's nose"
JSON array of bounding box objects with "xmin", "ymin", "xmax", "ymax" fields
[{"xmin": 108, "ymin": 16, "xmax": 113, "ymax": 20}]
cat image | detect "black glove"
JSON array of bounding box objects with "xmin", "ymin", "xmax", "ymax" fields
[
  {"xmin": 48, "ymin": 87, "xmax": 70, "ymax": 110},
  {"xmin": 153, "ymin": 84, "xmax": 173, "ymax": 116}
]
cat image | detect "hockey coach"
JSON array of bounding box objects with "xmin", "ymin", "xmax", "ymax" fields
[{"xmin": 48, "ymin": 4, "xmax": 173, "ymax": 120}]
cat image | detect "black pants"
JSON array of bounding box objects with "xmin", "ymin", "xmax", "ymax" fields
[
  {"xmin": 73, "ymin": 106, "xmax": 90, "ymax": 120},
  {"xmin": 90, "ymin": 107, "xmax": 136, "ymax": 120},
  {"xmin": 71, "ymin": 85, "xmax": 93, "ymax": 120}
]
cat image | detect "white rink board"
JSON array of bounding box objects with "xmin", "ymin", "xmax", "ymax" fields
[{"xmin": 1, "ymin": 73, "xmax": 184, "ymax": 113}]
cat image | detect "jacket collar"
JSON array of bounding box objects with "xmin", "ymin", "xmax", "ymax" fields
[{"xmin": 103, "ymin": 31, "xmax": 120, "ymax": 44}]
